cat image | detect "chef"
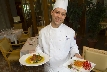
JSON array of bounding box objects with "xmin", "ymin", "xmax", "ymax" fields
[{"xmin": 35, "ymin": 0, "xmax": 82, "ymax": 72}]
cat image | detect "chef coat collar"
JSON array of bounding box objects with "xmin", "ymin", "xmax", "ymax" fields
[{"xmin": 50, "ymin": 23, "xmax": 63, "ymax": 29}]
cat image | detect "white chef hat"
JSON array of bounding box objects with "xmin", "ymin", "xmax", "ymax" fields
[{"xmin": 53, "ymin": 0, "xmax": 68, "ymax": 12}]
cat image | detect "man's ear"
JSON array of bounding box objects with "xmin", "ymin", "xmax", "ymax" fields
[{"xmin": 51, "ymin": 10, "xmax": 54, "ymax": 15}]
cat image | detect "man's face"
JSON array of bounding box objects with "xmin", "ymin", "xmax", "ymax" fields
[{"xmin": 51, "ymin": 8, "xmax": 66, "ymax": 25}]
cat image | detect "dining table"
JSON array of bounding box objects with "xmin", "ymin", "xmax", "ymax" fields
[
  {"xmin": 0, "ymin": 29, "xmax": 23, "ymax": 44},
  {"xmin": 20, "ymin": 36, "xmax": 38, "ymax": 58}
]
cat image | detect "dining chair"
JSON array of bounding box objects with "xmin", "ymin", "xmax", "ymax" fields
[
  {"xmin": 82, "ymin": 46, "xmax": 107, "ymax": 72},
  {"xmin": 14, "ymin": 23, "xmax": 22, "ymax": 29},
  {"xmin": 18, "ymin": 27, "xmax": 31, "ymax": 43},
  {"xmin": 0, "ymin": 37, "xmax": 20, "ymax": 70},
  {"xmin": 37, "ymin": 26, "xmax": 45, "ymax": 34}
]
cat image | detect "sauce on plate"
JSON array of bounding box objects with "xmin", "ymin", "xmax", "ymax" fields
[{"xmin": 25, "ymin": 56, "xmax": 44, "ymax": 64}]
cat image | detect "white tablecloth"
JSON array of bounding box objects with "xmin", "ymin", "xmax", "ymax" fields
[
  {"xmin": 20, "ymin": 36, "xmax": 38, "ymax": 57},
  {"xmin": 0, "ymin": 29, "xmax": 23, "ymax": 44}
]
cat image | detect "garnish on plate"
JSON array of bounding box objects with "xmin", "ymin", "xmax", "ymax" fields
[
  {"xmin": 83, "ymin": 61, "xmax": 92, "ymax": 70},
  {"xmin": 68, "ymin": 63, "xmax": 73, "ymax": 69}
]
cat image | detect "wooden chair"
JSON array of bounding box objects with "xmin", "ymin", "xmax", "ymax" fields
[
  {"xmin": 82, "ymin": 46, "xmax": 107, "ymax": 72},
  {"xmin": 0, "ymin": 37, "xmax": 20, "ymax": 70},
  {"xmin": 18, "ymin": 27, "xmax": 31, "ymax": 43},
  {"xmin": 14, "ymin": 23, "xmax": 22, "ymax": 29},
  {"xmin": 37, "ymin": 26, "xmax": 45, "ymax": 34},
  {"xmin": 30, "ymin": 25, "xmax": 33, "ymax": 37}
]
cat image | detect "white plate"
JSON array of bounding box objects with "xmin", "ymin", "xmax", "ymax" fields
[
  {"xmin": 63, "ymin": 57, "xmax": 96, "ymax": 72},
  {"xmin": 19, "ymin": 52, "xmax": 49, "ymax": 66}
]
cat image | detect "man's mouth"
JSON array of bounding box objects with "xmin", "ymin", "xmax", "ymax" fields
[{"xmin": 55, "ymin": 18, "xmax": 61, "ymax": 22}]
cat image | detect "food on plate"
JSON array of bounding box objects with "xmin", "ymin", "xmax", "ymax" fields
[
  {"xmin": 74, "ymin": 60, "xmax": 84, "ymax": 67},
  {"xmin": 68, "ymin": 60, "xmax": 92, "ymax": 71},
  {"xmin": 25, "ymin": 54, "xmax": 44, "ymax": 64},
  {"xmin": 83, "ymin": 61, "xmax": 91, "ymax": 70}
]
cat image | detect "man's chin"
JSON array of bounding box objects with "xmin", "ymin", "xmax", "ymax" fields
[{"xmin": 55, "ymin": 22, "xmax": 62, "ymax": 25}]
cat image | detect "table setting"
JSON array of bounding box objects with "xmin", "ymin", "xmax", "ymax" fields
[
  {"xmin": 0, "ymin": 29, "xmax": 23, "ymax": 44},
  {"xmin": 21, "ymin": 37, "xmax": 38, "ymax": 51},
  {"xmin": 20, "ymin": 36, "xmax": 39, "ymax": 58}
]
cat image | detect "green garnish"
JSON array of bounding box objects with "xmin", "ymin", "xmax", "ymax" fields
[{"xmin": 68, "ymin": 65, "xmax": 72, "ymax": 69}]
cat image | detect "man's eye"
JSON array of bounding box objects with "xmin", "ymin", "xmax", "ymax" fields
[
  {"xmin": 56, "ymin": 12, "xmax": 59, "ymax": 14},
  {"xmin": 62, "ymin": 14, "xmax": 65, "ymax": 16}
]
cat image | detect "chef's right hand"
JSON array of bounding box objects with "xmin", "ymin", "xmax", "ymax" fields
[{"xmin": 29, "ymin": 50, "xmax": 36, "ymax": 53}]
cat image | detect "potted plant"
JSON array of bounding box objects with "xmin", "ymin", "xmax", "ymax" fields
[
  {"xmin": 66, "ymin": 0, "xmax": 84, "ymax": 48},
  {"xmin": 85, "ymin": 0, "xmax": 107, "ymax": 47}
]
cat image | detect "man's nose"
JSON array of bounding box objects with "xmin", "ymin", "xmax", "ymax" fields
[{"xmin": 58, "ymin": 14, "xmax": 62, "ymax": 18}]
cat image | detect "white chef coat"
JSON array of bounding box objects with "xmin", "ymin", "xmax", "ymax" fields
[{"xmin": 36, "ymin": 23, "xmax": 79, "ymax": 72}]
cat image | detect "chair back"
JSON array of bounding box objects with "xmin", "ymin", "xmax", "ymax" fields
[
  {"xmin": 0, "ymin": 38, "xmax": 12, "ymax": 53},
  {"xmin": 83, "ymin": 46, "xmax": 107, "ymax": 71},
  {"xmin": 0, "ymin": 38, "xmax": 12, "ymax": 61},
  {"xmin": 37, "ymin": 26, "xmax": 45, "ymax": 34},
  {"xmin": 28, "ymin": 27, "xmax": 32, "ymax": 37},
  {"xmin": 14, "ymin": 23, "xmax": 22, "ymax": 29},
  {"xmin": 30, "ymin": 25, "xmax": 33, "ymax": 36},
  {"xmin": 0, "ymin": 37, "xmax": 20, "ymax": 70}
]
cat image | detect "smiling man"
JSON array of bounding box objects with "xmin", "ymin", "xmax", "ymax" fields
[
  {"xmin": 34, "ymin": 0, "xmax": 82, "ymax": 72},
  {"xmin": 51, "ymin": 8, "xmax": 66, "ymax": 28}
]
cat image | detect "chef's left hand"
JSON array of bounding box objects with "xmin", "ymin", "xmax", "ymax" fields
[{"xmin": 74, "ymin": 53, "xmax": 83, "ymax": 59}]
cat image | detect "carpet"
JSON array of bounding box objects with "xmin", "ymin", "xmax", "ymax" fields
[{"xmin": 0, "ymin": 52, "xmax": 44, "ymax": 72}]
